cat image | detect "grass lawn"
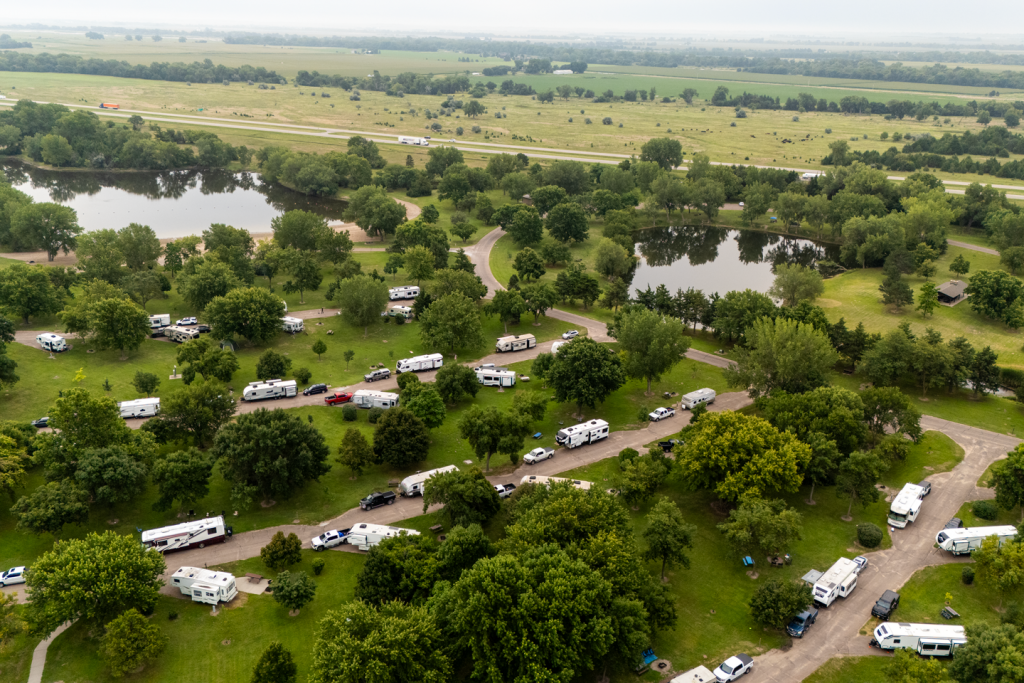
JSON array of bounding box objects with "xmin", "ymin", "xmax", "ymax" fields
[
  {"xmin": 41, "ymin": 549, "xmax": 365, "ymax": 683},
  {"xmin": 882, "ymin": 431, "xmax": 965, "ymax": 490},
  {"xmin": 802, "ymin": 656, "xmax": 889, "ymax": 683},
  {"xmin": 895, "ymin": 562, "xmax": 1024, "ymax": 626},
  {"xmin": 0, "ymin": 606, "xmax": 39, "ymax": 683},
  {"xmin": 954, "ymin": 500, "xmax": 1022, "ymax": 527}
]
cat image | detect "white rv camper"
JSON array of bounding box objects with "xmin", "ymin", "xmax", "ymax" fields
[
  {"xmin": 495, "ymin": 334, "xmax": 536, "ymax": 353},
  {"xmin": 118, "ymin": 398, "xmax": 161, "ymax": 419},
  {"xmin": 550, "ymin": 341, "xmax": 567, "ymax": 355},
  {"xmin": 170, "ymin": 566, "xmax": 238, "ymax": 605},
  {"xmin": 670, "ymin": 665, "xmax": 717, "ymax": 683},
  {"xmin": 351, "ymin": 389, "xmax": 399, "ymax": 409},
  {"xmin": 555, "ymin": 419, "xmax": 610, "ymax": 449},
  {"xmin": 475, "ymin": 366, "xmax": 517, "ymax": 387},
  {"xmin": 519, "ymin": 474, "xmax": 593, "ymax": 491},
  {"xmin": 148, "ymin": 314, "xmax": 171, "ymax": 328},
  {"xmin": 399, "ymin": 465, "xmax": 459, "ymax": 497},
  {"xmin": 396, "ymin": 353, "xmax": 443, "ymax": 373},
  {"xmin": 281, "ymin": 316, "xmax": 304, "ymax": 333},
  {"xmin": 241, "ymin": 379, "xmax": 297, "ymax": 402},
  {"xmin": 141, "ymin": 516, "xmax": 232, "ymax": 553},
  {"xmin": 680, "ymin": 388, "xmax": 716, "ymax": 410},
  {"xmin": 35, "ymin": 333, "xmax": 67, "ymax": 352},
  {"xmin": 388, "ymin": 285, "xmax": 420, "ymax": 301},
  {"xmin": 398, "ymin": 136, "xmax": 429, "ymax": 146},
  {"xmin": 812, "ymin": 557, "xmax": 859, "ymax": 607},
  {"xmin": 388, "ymin": 306, "xmax": 413, "ymax": 319},
  {"xmin": 935, "ymin": 526, "xmax": 1018, "ymax": 555},
  {"xmin": 872, "ymin": 623, "xmax": 967, "ymax": 657},
  {"xmin": 345, "ymin": 523, "xmax": 421, "ymax": 551},
  {"xmin": 165, "ymin": 325, "xmax": 200, "ymax": 343},
  {"xmin": 888, "ymin": 483, "xmax": 925, "ymax": 528}
]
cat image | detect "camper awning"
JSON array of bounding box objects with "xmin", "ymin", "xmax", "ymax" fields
[{"xmin": 802, "ymin": 569, "xmax": 824, "ymax": 584}]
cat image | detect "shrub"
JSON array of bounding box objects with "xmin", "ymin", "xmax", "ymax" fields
[
  {"xmin": 456, "ymin": 127, "xmax": 464, "ymax": 135},
  {"xmin": 730, "ymin": 122, "xmax": 737, "ymax": 127},
  {"xmin": 312, "ymin": 558, "xmax": 326, "ymax": 576},
  {"xmin": 973, "ymin": 500, "xmax": 998, "ymax": 520},
  {"xmin": 618, "ymin": 447, "xmax": 639, "ymax": 470},
  {"xmin": 368, "ymin": 407, "xmax": 384, "ymax": 424},
  {"xmin": 294, "ymin": 367, "xmax": 312, "ymax": 385},
  {"xmin": 585, "ymin": 118, "xmax": 592, "ymax": 124},
  {"xmin": 342, "ymin": 405, "xmax": 357, "ymax": 421},
  {"xmin": 602, "ymin": 117, "xmax": 612, "ymax": 125},
  {"xmin": 962, "ymin": 565, "xmax": 975, "ymax": 585},
  {"xmin": 825, "ymin": 128, "xmax": 832, "ymax": 134},
  {"xmin": 168, "ymin": 611, "xmax": 178, "ymax": 620},
  {"xmin": 471, "ymin": 125, "xmax": 481, "ymax": 133},
  {"xmin": 857, "ymin": 523, "xmax": 883, "ymax": 548},
  {"xmin": 637, "ymin": 407, "xmax": 650, "ymax": 422},
  {"xmin": 261, "ymin": 531, "xmax": 302, "ymax": 571},
  {"xmin": 792, "ymin": 116, "xmax": 799, "ymax": 122}
]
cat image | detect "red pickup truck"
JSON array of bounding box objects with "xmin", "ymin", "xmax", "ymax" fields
[{"xmin": 325, "ymin": 391, "xmax": 353, "ymax": 405}]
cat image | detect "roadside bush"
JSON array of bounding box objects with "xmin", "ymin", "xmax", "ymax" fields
[
  {"xmin": 637, "ymin": 407, "xmax": 650, "ymax": 423},
  {"xmin": 312, "ymin": 558, "xmax": 326, "ymax": 576},
  {"xmin": 618, "ymin": 447, "xmax": 639, "ymax": 471},
  {"xmin": 368, "ymin": 407, "xmax": 384, "ymax": 424},
  {"xmin": 690, "ymin": 402, "xmax": 709, "ymax": 423},
  {"xmin": 261, "ymin": 531, "xmax": 302, "ymax": 571},
  {"xmin": 294, "ymin": 367, "xmax": 312, "ymax": 385},
  {"xmin": 962, "ymin": 565, "xmax": 975, "ymax": 585},
  {"xmin": 602, "ymin": 117, "xmax": 612, "ymax": 125},
  {"xmin": 857, "ymin": 523, "xmax": 883, "ymax": 548},
  {"xmin": 973, "ymin": 500, "xmax": 998, "ymax": 520},
  {"xmin": 825, "ymin": 128, "xmax": 832, "ymax": 134},
  {"xmin": 342, "ymin": 405, "xmax": 357, "ymax": 421}
]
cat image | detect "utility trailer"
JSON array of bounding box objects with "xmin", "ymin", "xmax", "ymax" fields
[
  {"xmin": 118, "ymin": 398, "xmax": 160, "ymax": 419},
  {"xmin": 888, "ymin": 483, "xmax": 925, "ymax": 528},
  {"xmin": 871, "ymin": 622, "xmax": 966, "ymax": 657},
  {"xmin": 344, "ymin": 523, "xmax": 420, "ymax": 551},
  {"xmin": 495, "ymin": 334, "xmax": 536, "ymax": 353},
  {"xmin": 396, "ymin": 353, "xmax": 443, "ymax": 373},
  {"xmin": 812, "ymin": 557, "xmax": 859, "ymax": 607},
  {"xmin": 170, "ymin": 566, "xmax": 238, "ymax": 605},
  {"xmin": 555, "ymin": 419, "xmax": 609, "ymax": 449},
  {"xmin": 241, "ymin": 379, "xmax": 297, "ymax": 402},
  {"xmin": 141, "ymin": 516, "xmax": 233, "ymax": 553},
  {"xmin": 935, "ymin": 525, "xmax": 1018, "ymax": 555}
]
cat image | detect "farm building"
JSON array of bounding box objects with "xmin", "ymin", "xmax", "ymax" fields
[{"xmin": 937, "ymin": 280, "xmax": 967, "ymax": 305}]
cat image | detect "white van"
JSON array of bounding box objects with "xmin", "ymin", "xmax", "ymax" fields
[
  {"xmin": 495, "ymin": 334, "xmax": 536, "ymax": 353},
  {"xmin": 680, "ymin": 388, "xmax": 716, "ymax": 410},
  {"xmin": 36, "ymin": 333, "xmax": 67, "ymax": 352},
  {"xmin": 241, "ymin": 379, "xmax": 297, "ymax": 402},
  {"xmin": 396, "ymin": 353, "xmax": 443, "ymax": 374},
  {"xmin": 118, "ymin": 398, "xmax": 161, "ymax": 419},
  {"xmin": 388, "ymin": 285, "xmax": 420, "ymax": 301},
  {"xmin": 281, "ymin": 316, "xmax": 304, "ymax": 333},
  {"xmin": 399, "ymin": 465, "xmax": 459, "ymax": 497}
]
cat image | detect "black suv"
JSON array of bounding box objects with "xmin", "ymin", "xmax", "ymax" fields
[
  {"xmin": 872, "ymin": 590, "xmax": 900, "ymax": 619},
  {"xmin": 360, "ymin": 491, "xmax": 396, "ymax": 510},
  {"xmin": 303, "ymin": 383, "xmax": 328, "ymax": 396}
]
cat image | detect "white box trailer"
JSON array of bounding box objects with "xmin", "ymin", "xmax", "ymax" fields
[
  {"xmin": 398, "ymin": 136, "xmax": 429, "ymax": 146},
  {"xmin": 520, "ymin": 474, "xmax": 593, "ymax": 491},
  {"xmin": 148, "ymin": 314, "xmax": 171, "ymax": 328},
  {"xmin": 888, "ymin": 483, "xmax": 925, "ymax": 528},
  {"xmin": 475, "ymin": 366, "xmax": 516, "ymax": 387},
  {"xmin": 170, "ymin": 566, "xmax": 238, "ymax": 605},
  {"xmin": 389, "ymin": 285, "xmax": 420, "ymax": 301},
  {"xmin": 812, "ymin": 557, "xmax": 859, "ymax": 607},
  {"xmin": 345, "ymin": 523, "xmax": 420, "ymax": 551},
  {"xmin": 241, "ymin": 379, "xmax": 297, "ymax": 402},
  {"xmin": 118, "ymin": 398, "xmax": 161, "ymax": 419},
  {"xmin": 141, "ymin": 516, "xmax": 232, "ymax": 553},
  {"xmin": 680, "ymin": 388, "xmax": 716, "ymax": 409},
  {"xmin": 36, "ymin": 333, "xmax": 67, "ymax": 352},
  {"xmin": 396, "ymin": 353, "xmax": 443, "ymax": 373},
  {"xmin": 555, "ymin": 419, "xmax": 610, "ymax": 449},
  {"xmin": 165, "ymin": 325, "xmax": 200, "ymax": 343},
  {"xmin": 281, "ymin": 316, "xmax": 304, "ymax": 333},
  {"xmin": 399, "ymin": 465, "xmax": 459, "ymax": 497},
  {"xmin": 495, "ymin": 334, "xmax": 536, "ymax": 353},
  {"xmin": 670, "ymin": 665, "xmax": 717, "ymax": 683},
  {"xmin": 351, "ymin": 389, "xmax": 399, "ymax": 409},
  {"xmin": 872, "ymin": 622, "xmax": 966, "ymax": 657},
  {"xmin": 936, "ymin": 525, "xmax": 1018, "ymax": 555}
]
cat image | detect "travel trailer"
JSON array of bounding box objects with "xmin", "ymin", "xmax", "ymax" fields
[
  {"xmin": 241, "ymin": 379, "xmax": 297, "ymax": 402},
  {"xmin": 550, "ymin": 341, "xmax": 567, "ymax": 354},
  {"xmin": 396, "ymin": 353, "xmax": 443, "ymax": 373},
  {"xmin": 669, "ymin": 665, "xmax": 717, "ymax": 683},
  {"xmin": 170, "ymin": 566, "xmax": 238, "ymax": 605},
  {"xmin": 935, "ymin": 526, "xmax": 1018, "ymax": 555},
  {"xmin": 281, "ymin": 316, "xmax": 304, "ymax": 333},
  {"xmin": 871, "ymin": 623, "xmax": 966, "ymax": 657},
  {"xmin": 388, "ymin": 285, "xmax": 420, "ymax": 300},
  {"xmin": 148, "ymin": 314, "xmax": 171, "ymax": 328},
  {"xmin": 888, "ymin": 483, "xmax": 926, "ymax": 528},
  {"xmin": 141, "ymin": 516, "xmax": 233, "ymax": 553},
  {"xmin": 495, "ymin": 334, "xmax": 536, "ymax": 353},
  {"xmin": 399, "ymin": 465, "xmax": 459, "ymax": 497},
  {"xmin": 812, "ymin": 557, "xmax": 859, "ymax": 607},
  {"xmin": 519, "ymin": 474, "xmax": 592, "ymax": 491},
  {"xmin": 351, "ymin": 389, "xmax": 399, "ymax": 409},
  {"xmin": 555, "ymin": 419, "xmax": 610, "ymax": 449},
  {"xmin": 680, "ymin": 388, "xmax": 716, "ymax": 410},
  {"xmin": 344, "ymin": 523, "xmax": 420, "ymax": 551},
  {"xmin": 118, "ymin": 398, "xmax": 160, "ymax": 419},
  {"xmin": 475, "ymin": 366, "xmax": 517, "ymax": 387},
  {"xmin": 35, "ymin": 333, "xmax": 67, "ymax": 352},
  {"xmin": 165, "ymin": 326, "xmax": 200, "ymax": 343},
  {"xmin": 388, "ymin": 306, "xmax": 413, "ymax": 319}
]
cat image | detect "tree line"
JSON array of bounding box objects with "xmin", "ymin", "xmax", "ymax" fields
[{"xmin": 0, "ymin": 50, "xmax": 284, "ymax": 84}]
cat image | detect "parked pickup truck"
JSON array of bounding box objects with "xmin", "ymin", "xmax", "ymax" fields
[
  {"xmin": 494, "ymin": 483, "xmax": 517, "ymax": 499},
  {"xmin": 871, "ymin": 590, "xmax": 900, "ymax": 620},
  {"xmin": 658, "ymin": 438, "xmax": 682, "ymax": 452},
  {"xmin": 786, "ymin": 605, "xmax": 819, "ymax": 638},
  {"xmin": 523, "ymin": 447, "xmax": 555, "ymax": 465},
  {"xmin": 360, "ymin": 491, "xmax": 396, "ymax": 510}
]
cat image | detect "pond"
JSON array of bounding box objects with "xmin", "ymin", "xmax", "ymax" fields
[
  {"xmin": 630, "ymin": 225, "xmax": 841, "ymax": 296},
  {"xmin": 1, "ymin": 160, "xmax": 346, "ymax": 239}
]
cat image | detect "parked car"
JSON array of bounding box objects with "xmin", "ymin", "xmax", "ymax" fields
[
  {"xmin": 195, "ymin": 324, "xmax": 211, "ymax": 333},
  {"xmin": 658, "ymin": 438, "xmax": 681, "ymax": 452},
  {"xmin": 360, "ymin": 491, "xmax": 396, "ymax": 510},
  {"xmin": 325, "ymin": 391, "xmax": 353, "ymax": 405},
  {"xmin": 304, "ymin": 383, "xmax": 328, "ymax": 396},
  {"xmin": 561, "ymin": 330, "xmax": 579, "ymax": 340},
  {"xmin": 176, "ymin": 317, "xmax": 197, "ymax": 325},
  {"xmin": 917, "ymin": 480, "xmax": 932, "ymax": 496},
  {"xmin": 852, "ymin": 556, "xmax": 869, "ymax": 575},
  {"xmin": 30, "ymin": 417, "xmax": 49, "ymax": 428},
  {"xmin": 944, "ymin": 517, "xmax": 964, "ymax": 530},
  {"xmin": 713, "ymin": 653, "xmax": 753, "ymax": 682},
  {"xmin": 494, "ymin": 483, "xmax": 517, "ymax": 499},
  {"xmin": 0, "ymin": 566, "xmax": 26, "ymax": 586},
  {"xmin": 786, "ymin": 605, "xmax": 819, "ymax": 638},
  {"xmin": 311, "ymin": 530, "xmax": 346, "ymax": 551},
  {"xmin": 523, "ymin": 447, "xmax": 555, "ymax": 465},
  {"xmin": 871, "ymin": 590, "xmax": 901, "ymax": 619},
  {"xmin": 649, "ymin": 407, "xmax": 675, "ymax": 422},
  {"xmin": 364, "ymin": 368, "xmax": 391, "ymax": 382}
]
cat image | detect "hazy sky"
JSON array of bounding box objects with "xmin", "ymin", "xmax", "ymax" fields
[{"xmin": 6, "ymin": 1, "xmax": 1024, "ymax": 39}]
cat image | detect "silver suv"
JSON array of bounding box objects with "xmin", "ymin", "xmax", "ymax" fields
[{"xmin": 364, "ymin": 368, "xmax": 391, "ymax": 382}]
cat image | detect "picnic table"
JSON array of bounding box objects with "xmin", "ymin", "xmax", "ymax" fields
[
  {"xmin": 429, "ymin": 524, "xmax": 443, "ymax": 533},
  {"xmin": 245, "ymin": 573, "xmax": 264, "ymax": 584}
]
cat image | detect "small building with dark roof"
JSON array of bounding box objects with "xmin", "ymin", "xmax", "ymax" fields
[{"xmin": 937, "ymin": 280, "xmax": 968, "ymax": 305}]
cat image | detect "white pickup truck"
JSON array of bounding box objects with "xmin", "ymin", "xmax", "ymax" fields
[{"xmin": 523, "ymin": 447, "xmax": 555, "ymax": 465}]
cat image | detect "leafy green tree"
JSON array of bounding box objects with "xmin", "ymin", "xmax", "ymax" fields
[
  {"xmin": 458, "ymin": 393, "xmax": 546, "ymax": 470},
  {"xmin": 915, "ymin": 282, "xmax": 940, "ymax": 317},
  {"xmin": 741, "ymin": 182, "xmax": 777, "ymax": 226},
  {"xmin": 176, "ymin": 337, "xmax": 239, "ymax": 384},
  {"xmin": 405, "ymin": 386, "xmax": 447, "ymax": 429},
  {"xmin": 337, "ymin": 428, "xmax": 373, "ymax": 478},
  {"xmin": 424, "ymin": 145, "xmax": 465, "ymax": 177},
  {"xmin": 0, "ymin": 263, "xmax": 63, "ymax": 324},
  {"xmin": 973, "ymin": 535, "xmax": 1024, "ymax": 608},
  {"xmin": 215, "ymin": 408, "xmax": 331, "ymax": 506},
  {"xmin": 261, "ymin": 531, "xmax": 303, "ymax": 572},
  {"xmin": 0, "ymin": 591, "xmax": 22, "ymax": 648},
  {"xmin": 642, "ymin": 497, "xmax": 696, "ymax": 581},
  {"xmin": 332, "ymin": 274, "xmax": 389, "ymax": 336},
  {"xmin": 546, "ymin": 202, "xmax": 590, "ymax": 243},
  {"xmin": 430, "ymin": 268, "xmax": 487, "ymax": 301},
  {"xmin": 74, "ymin": 444, "xmax": 150, "ymax": 506},
  {"xmin": 419, "ymin": 292, "xmax": 484, "ymax": 352},
  {"xmin": 880, "ymin": 269, "xmax": 915, "ymax": 311},
  {"xmin": 966, "ymin": 270, "xmax": 1024, "ymax": 326},
  {"xmin": 132, "ymin": 371, "xmax": 160, "ymax": 397},
  {"xmin": 548, "ymin": 337, "xmax": 625, "ymax": 416},
  {"xmin": 758, "ymin": 386, "xmax": 867, "ymax": 455},
  {"xmin": 691, "ymin": 178, "xmax": 727, "ymax": 223},
  {"xmin": 117, "ymin": 223, "xmax": 162, "ymax": 271},
  {"xmin": 718, "ymin": 497, "xmax": 803, "ymax": 556},
  {"xmin": 434, "ymin": 363, "xmax": 480, "ymax": 405},
  {"xmin": 309, "ymin": 601, "xmax": 451, "ymax": 683},
  {"xmin": 252, "ymin": 642, "xmax": 298, "ymax": 683},
  {"xmin": 272, "ymin": 571, "xmax": 317, "ymax": 615},
  {"xmin": 0, "ymin": 436, "xmax": 26, "ymax": 502},
  {"xmin": 712, "ymin": 289, "xmax": 776, "ymax": 342},
  {"xmin": 100, "ymin": 607, "xmax": 168, "ymax": 678},
  {"xmin": 25, "ymin": 531, "xmax": 165, "ymax": 637},
  {"xmin": 422, "ymin": 467, "xmax": 501, "ymax": 527},
  {"xmin": 383, "ymin": 253, "xmax": 404, "ymax": 281},
  {"xmin": 403, "ymin": 245, "xmax": 435, "ymax": 285},
  {"xmin": 949, "ymin": 623, "xmax": 1024, "ymax": 683},
  {"xmin": 861, "ymin": 386, "xmax": 923, "ymax": 443},
  {"xmin": 967, "ymin": 345, "xmax": 1001, "ymax": 397},
  {"xmin": 344, "ymin": 186, "xmax": 406, "ymax": 242},
  {"xmin": 950, "ymin": 254, "xmax": 970, "ymax": 277},
  {"xmin": 500, "ymin": 172, "xmax": 536, "ymax": 202},
  {"xmin": 725, "ymin": 317, "xmax": 840, "ymax": 399},
  {"xmin": 272, "ymin": 210, "xmax": 330, "ymax": 252},
  {"xmin": 749, "ymin": 579, "xmax": 813, "ymax": 629},
  {"xmin": 639, "ymin": 138, "xmax": 683, "ymax": 170},
  {"xmin": 860, "ymin": 327, "xmax": 915, "ymax": 388},
  {"xmin": 769, "ymin": 264, "xmax": 824, "ymax": 307},
  {"xmin": 120, "ymin": 270, "xmax": 169, "ymax": 308},
  {"xmin": 594, "ymin": 238, "xmax": 633, "ymax": 280},
  {"xmin": 506, "ymin": 206, "xmax": 544, "ymax": 244},
  {"xmin": 256, "ymin": 349, "xmax": 292, "ymax": 380},
  {"xmin": 520, "ymin": 282, "xmax": 558, "ymax": 324},
  {"xmin": 89, "ymin": 297, "xmax": 150, "ymax": 360},
  {"xmin": 512, "ymin": 247, "xmax": 546, "ymax": 281},
  {"xmin": 9, "ymin": 202, "xmax": 81, "ymax": 261},
  {"xmin": 151, "ymin": 448, "xmax": 213, "ymax": 513},
  {"xmin": 774, "ymin": 192, "xmax": 806, "ymax": 229},
  {"xmin": 484, "ymin": 289, "xmax": 528, "ymax": 334},
  {"xmin": 372, "ymin": 407, "xmax": 430, "ymax": 468},
  {"xmin": 616, "ymin": 306, "xmax": 690, "ymax": 394},
  {"xmin": 449, "ymin": 221, "xmax": 476, "ymax": 243},
  {"xmin": 355, "ymin": 534, "xmax": 440, "ymax": 605},
  {"xmin": 279, "ymin": 250, "xmax": 323, "ymax": 305},
  {"xmin": 675, "ymin": 411, "xmax": 812, "ymax": 502},
  {"xmin": 177, "ymin": 258, "xmax": 240, "ymax": 312},
  {"xmin": 74, "ymin": 229, "xmax": 126, "ymax": 283},
  {"xmin": 531, "ymin": 185, "xmax": 569, "ymax": 215},
  {"xmin": 994, "ymin": 444, "xmax": 1024, "ymax": 522},
  {"xmin": 836, "ymin": 451, "xmax": 886, "ymax": 517},
  {"xmin": 11, "ymin": 480, "xmax": 90, "ymax": 537},
  {"xmin": 882, "ymin": 647, "xmax": 949, "ymax": 683},
  {"xmin": 620, "ymin": 455, "xmax": 669, "ymax": 507}
]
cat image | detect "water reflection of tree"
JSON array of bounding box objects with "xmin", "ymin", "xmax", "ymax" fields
[
  {"xmin": 734, "ymin": 230, "xmax": 779, "ymax": 264},
  {"xmin": 635, "ymin": 225, "xmax": 729, "ymax": 267}
]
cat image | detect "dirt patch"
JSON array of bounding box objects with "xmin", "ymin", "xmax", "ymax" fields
[
  {"xmin": 746, "ymin": 570, "xmax": 759, "ymax": 580},
  {"xmin": 260, "ymin": 500, "xmax": 277, "ymax": 508},
  {"xmin": 816, "ymin": 298, "xmax": 843, "ymax": 308},
  {"xmin": 222, "ymin": 592, "xmax": 248, "ymax": 610}
]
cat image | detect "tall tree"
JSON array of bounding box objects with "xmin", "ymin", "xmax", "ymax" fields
[
  {"xmin": 639, "ymin": 138, "xmax": 683, "ymax": 170},
  {"xmin": 0, "ymin": 263, "xmax": 63, "ymax": 324},
  {"xmin": 177, "ymin": 258, "xmax": 240, "ymax": 312},
  {"xmin": 547, "ymin": 337, "xmax": 626, "ymax": 417},
  {"xmin": 993, "ymin": 444, "xmax": 1024, "ymax": 522},
  {"xmin": 642, "ymin": 497, "xmax": 696, "ymax": 581},
  {"xmin": 117, "ymin": 223, "xmax": 162, "ymax": 271},
  {"xmin": 421, "ymin": 467, "xmax": 501, "ymax": 528},
  {"xmin": 725, "ymin": 317, "xmax": 840, "ymax": 399},
  {"xmin": 749, "ymin": 579, "xmax": 813, "ymax": 629},
  {"xmin": 10, "ymin": 202, "xmax": 81, "ymax": 261},
  {"xmin": 251, "ymin": 642, "xmax": 298, "ymax": 683},
  {"xmin": 337, "ymin": 428, "xmax": 373, "ymax": 478},
  {"xmin": 89, "ymin": 297, "xmax": 150, "ymax": 360},
  {"xmin": 403, "ymin": 245, "xmax": 435, "ymax": 285},
  {"xmin": 769, "ymin": 264, "xmax": 824, "ymax": 307},
  {"xmin": 546, "ymin": 202, "xmax": 590, "ymax": 243},
  {"xmin": 332, "ymin": 274, "xmax": 389, "ymax": 336},
  {"xmin": 434, "ymin": 363, "xmax": 481, "ymax": 405},
  {"xmin": 718, "ymin": 497, "xmax": 803, "ymax": 556},
  {"xmin": 520, "ymin": 282, "xmax": 558, "ymax": 324},
  {"xmin": 151, "ymin": 448, "xmax": 214, "ymax": 513},
  {"xmin": 281, "ymin": 249, "xmax": 324, "ymax": 304},
  {"xmin": 372, "ymin": 407, "xmax": 430, "ymax": 468},
  {"xmin": 484, "ymin": 289, "xmax": 528, "ymax": 334},
  {"xmin": 152, "ymin": 379, "xmax": 237, "ymax": 447},
  {"xmin": 419, "ymin": 293, "xmax": 484, "ymax": 352},
  {"xmin": 272, "ymin": 571, "xmax": 317, "ymax": 615},
  {"xmin": 458, "ymin": 393, "xmax": 546, "ymax": 470},
  {"xmin": 615, "ymin": 306, "xmax": 690, "ymax": 394},
  {"xmin": 836, "ymin": 451, "xmax": 886, "ymax": 518},
  {"xmin": 11, "ymin": 480, "xmax": 90, "ymax": 537}
]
